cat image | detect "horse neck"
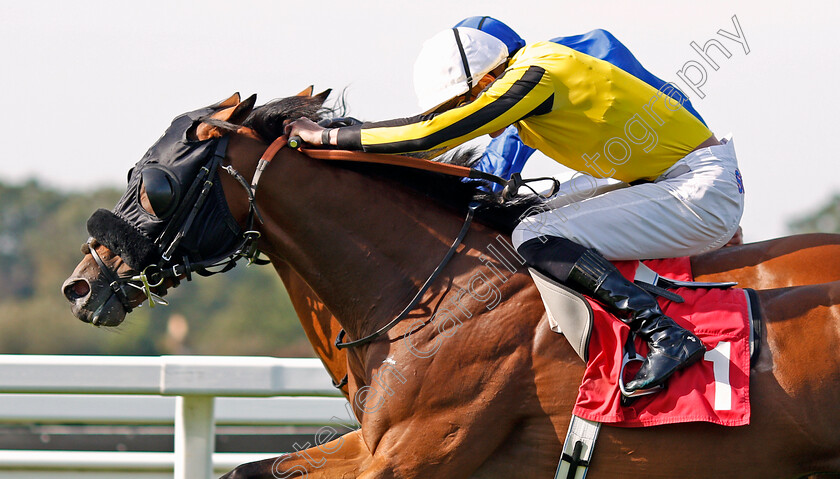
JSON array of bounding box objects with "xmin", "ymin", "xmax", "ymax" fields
[
  {"xmin": 274, "ymin": 260, "xmax": 348, "ymax": 389},
  {"xmin": 227, "ymin": 137, "xmax": 491, "ymax": 341}
]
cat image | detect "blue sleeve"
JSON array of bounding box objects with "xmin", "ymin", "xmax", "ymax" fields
[{"xmin": 471, "ymin": 126, "xmax": 536, "ymax": 193}]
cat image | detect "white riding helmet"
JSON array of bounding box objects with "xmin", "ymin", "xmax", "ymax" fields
[{"xmin": 414, "ymin": 27, "xmax": 509, "ymax": 113}]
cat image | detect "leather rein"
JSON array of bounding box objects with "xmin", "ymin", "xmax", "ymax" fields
[
  {"xmin": 295, "ymin": 145, "xmax": 561, "ymax": 201},
  {"xmin": 258, "ymin": 136, "xmax": 559, "ymax": 349}
]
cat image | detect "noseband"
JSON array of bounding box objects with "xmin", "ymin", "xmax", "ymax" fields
[{"xmin": 86, "ymin": 238, "xmax": 167, "ymax": 323}]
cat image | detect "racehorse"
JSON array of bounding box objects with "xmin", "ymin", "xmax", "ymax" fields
[{"xmin": 63, "ymin": 93, "xmax": 840, "ymax": 478}]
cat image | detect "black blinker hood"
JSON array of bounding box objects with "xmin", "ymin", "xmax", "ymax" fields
[{"xmin": 87, "ymin": 103, "xmax": 242, "ymax": 271}]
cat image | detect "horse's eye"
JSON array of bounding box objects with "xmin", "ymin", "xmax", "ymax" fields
[{"xmin": 140, "ymin": 168, "xmax": 178, "ymax": 218}]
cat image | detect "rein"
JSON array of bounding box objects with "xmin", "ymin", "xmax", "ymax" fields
[
  {"xmin": 335, "ymin": 203, "xmax": 477, "ymax": 350},
  {"xmin": 251, "ymin": 136, "xmax": 483, "ymax": 349},
  {"xmin": 244, "ymin": 135, "xmax": 557, "ymax": 349},
  {"xmin": 294, "ymin": 142, "xmax": 561, "ymax": 200},
  {"xmin": 301, "ymin": 149, "xmax": 504, "ymax": 184}
]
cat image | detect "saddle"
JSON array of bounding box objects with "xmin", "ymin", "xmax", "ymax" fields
[
  {"xmin": 534, "ymin": 258, "xmax": 762, "ymax": 479},
  {"xmin": 528, "ymin": 261, "xmax": 761, "ymax": 367}
]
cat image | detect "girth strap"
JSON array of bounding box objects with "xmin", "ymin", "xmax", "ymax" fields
[
  {"xmin": 554, "ymin": 415, "xmax": 601, "ymax": 479},
  {"xmin": 744, "ymin": 288, "xmax": 763, "ymax": 366}
]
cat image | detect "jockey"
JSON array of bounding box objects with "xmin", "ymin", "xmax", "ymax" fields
[
  {"xmin": 287, "ymin": 27, "xmax": 745, "ymax": 394},
  {"xmin": 453, "ymin": 16, "xmax": 707, "ymax": 193}
]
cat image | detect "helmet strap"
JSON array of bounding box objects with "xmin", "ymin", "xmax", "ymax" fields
[{"xmin": 452, "ymin": 28, "xmax": 474, "ymax": 103}]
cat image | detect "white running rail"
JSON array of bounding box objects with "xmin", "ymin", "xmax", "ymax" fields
[{"xmin": 0, "ymin": 355, "xmax": 348, "ymax": 479}]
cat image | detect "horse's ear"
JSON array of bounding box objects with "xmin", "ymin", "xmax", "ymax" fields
[
  {"xmin": 195, "ymin": 94, "xmax": 258, "ymax": 140},
  {"xmin": 313, "ymin": 89, "xmax": 332, "ymax": 106},
  {"xmin": 229, "ymin": 94, "xmax": 257, "ymax": 124},
  {"xmin": 295, "ymin": 85, "xmax": 315, "ymax": 97},
  {"xmin": 213, "ymin": 92, "xmax": 241, "ymax": 109}
]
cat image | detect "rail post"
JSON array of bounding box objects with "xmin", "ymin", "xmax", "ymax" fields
[{"xmin": 174, "ymin": 395, "xmax": 215, "ymax": 479}]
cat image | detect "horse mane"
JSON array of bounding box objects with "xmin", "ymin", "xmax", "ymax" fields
[{"xmin": 236, "ymin": 95, "xmax": 544, "ymax": 234}]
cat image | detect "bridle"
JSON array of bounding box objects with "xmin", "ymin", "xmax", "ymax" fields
[
  {"xmin": 86, "ymin": 134, "xmax": 268, "ymax": 324},
  {"xmin": 86, "ymin": 238, "xmax": 158, "ymax": 319}
]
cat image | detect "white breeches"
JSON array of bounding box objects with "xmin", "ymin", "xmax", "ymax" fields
[{"xmin": 511, "ymin": 137, "xmax": 745, "ymax": 261}]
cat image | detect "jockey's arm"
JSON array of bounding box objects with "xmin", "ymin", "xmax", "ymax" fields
[{"xmin": 288, "ymin": 65, "xmax": 555, "ymax": 154}]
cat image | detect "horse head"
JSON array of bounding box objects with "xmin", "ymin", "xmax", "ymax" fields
[{"xmin": 61, "ymin": 89, "xmax": 332, "ymax": 326}]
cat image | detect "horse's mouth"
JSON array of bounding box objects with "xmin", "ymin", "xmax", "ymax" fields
[
  {"xmin": 62, "ymin": 277, "xmax": 127, "ymax": 327},
  {"xmin": 89, "ymin": 294, "xmax": 127, "ymax": 327}
]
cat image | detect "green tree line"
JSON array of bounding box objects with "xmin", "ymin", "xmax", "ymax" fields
[
  {"xmin": 2, "ymin": 179, "xmax": 839, "ymax": 356},
  {"xmin": 0, "ymin": 180, "xmax": 311, "ymax": 356},
  {"xmin": 788, "ymin": 193, "xmax": 840, "ymax": 234}
]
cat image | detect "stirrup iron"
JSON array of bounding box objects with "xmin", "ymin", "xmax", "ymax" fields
[{"xmin": 618, "ymin": 341, "xmax": 664, "ymax": 399}]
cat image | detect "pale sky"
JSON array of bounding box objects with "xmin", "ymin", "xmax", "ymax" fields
[{"xmin": 1, "ymin": 0, "xmax": 838, "ymax": 242}]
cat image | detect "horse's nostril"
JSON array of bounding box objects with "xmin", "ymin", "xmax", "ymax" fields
[{"xmin": 63, "ymin": 279, "xmax": 91, "ymax": 302}]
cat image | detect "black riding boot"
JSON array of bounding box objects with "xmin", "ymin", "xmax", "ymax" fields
[{"xmin": 567, "ymin": 249, "xmax": 706, "ymax": 393}]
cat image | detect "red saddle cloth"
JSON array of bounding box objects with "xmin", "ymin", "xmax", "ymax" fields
[{"xmin": 572, "ymin": 258, "xmax": 751, "ymax": 427}]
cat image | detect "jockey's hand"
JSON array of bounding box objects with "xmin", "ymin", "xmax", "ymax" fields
[
  {"xmin": 284, "ymin": 118, "xmax": 326, "ymax": 146},
  {"xmin": 724, "ymin": 226, "xmax": 744, "ymax": 247}
]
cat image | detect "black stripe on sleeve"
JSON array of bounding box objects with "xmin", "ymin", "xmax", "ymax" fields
[
  {"xmin": 336, "ymin": 125, "xmax": 363, "ymax": 150},
  {"xmin": 364, "ymin": 65, "xmax": 549, "ymax": 154},
  {"xmin": 336, "ymin": 114, "xmax": 441, "ymax": 149},
  {"xmin": 520, "ymin": 93, "xmax": 554, "ymax": 120}
]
